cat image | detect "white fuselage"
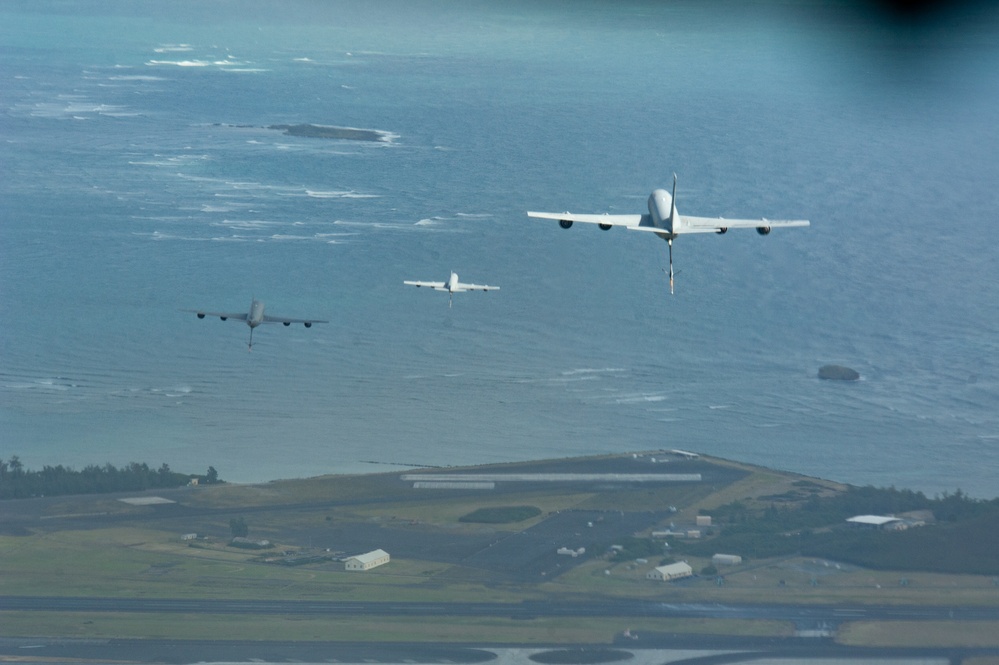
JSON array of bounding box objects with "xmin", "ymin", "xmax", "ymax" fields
[
  {"xmin": 648, "ymin": 189, "xmax": 676, "ymax": 237},
  {"xmin": 446, "ymin": 272, "xmax": 460, "ymax": 293},
  {"xmin": 247, "ymin": 299, "xmax": 265, "ymax": 328}
]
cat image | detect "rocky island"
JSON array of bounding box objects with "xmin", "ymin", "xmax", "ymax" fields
[
  {"xmin": 213, "ymin": 123, "xmax": 393, "ymax": 143},
  {"xmin": 268, "ymin": 123, "xmax": 388, "ymax": 142},
  {"xmin": 818, "ymin": 364, "xmax": 860, "ymax": 381}
]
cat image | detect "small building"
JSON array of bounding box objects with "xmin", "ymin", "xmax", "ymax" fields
[
  {"xmin": 696, "ymin": 515, "xmax": 712, "ymax": 527},
  {"xmin": 712, "ymin": 553, "xmax": 742, "ymax": 566},
  {"xmin": 557, "ymin": 547, "xmax": 585, "ymax": 558},
  {"xmin": 685, "ymin": 529, "xmax": 701, "ymax": 538},
  {"xmin": 180, "ymin": 533, "xmax": 198, "ymax": 541},
  {"xmin": 344, "ymin": 548, "xmax": 390, "ymax": 571},
  {"xmin": 846, "ymin": 515, "xmax": 901, "ymax": 530},
  {"xmin": 651, "ymin": 529, "xmax": 683, "ymax": 539},
  {"xmin": 647, "ymin": 561, "xmax": 693, "ymax": 582}
]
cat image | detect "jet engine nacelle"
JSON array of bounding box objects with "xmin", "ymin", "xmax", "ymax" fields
[
  {"xmin": 559, "ymin": 219, "xmax": 573, "ymax": 229},
  {"xmin": 283, "ymin": 322, "xmax": 291, "ymax": 326},
  {"xmin": 196, "ymin": 313, "xmax": 205, "ymax": 319},
  {"xmin": 756, "ymin": 226, "xmax": 771, "ymax": 235},
  {"xmin": 304, "ymin": 322, "xmax": 312, "ymax": 328},
  {"xmin": 717, "ymin": 227, "xmax": 728, "ymax": 235},
  {"xmin": 598, "ymin": 223, "xmax": 612, "ymax": 230}
]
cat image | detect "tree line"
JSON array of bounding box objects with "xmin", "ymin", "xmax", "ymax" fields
[
  {"xmin": 0, "ymin": 456, "xmax": 221, "ymax": 499},
  {"xmin": 671, "ymin": 484, "xmax": 999, "ymax": 575}
]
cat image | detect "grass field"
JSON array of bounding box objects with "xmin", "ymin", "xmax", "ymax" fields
[
  {"xmin": 839, "ymin": 621, "xmax": 999, "ymax": 648},
  {"xmin": 546, "ymin": 553, "xmax": 999, "ymax": 607},
  {"xmin": 0, "ymin": 526, "xmax": 531, "ymax": 603},
  {"xmin": 0, "ymin": 611, "xmax": 791, "ymax": 644}
]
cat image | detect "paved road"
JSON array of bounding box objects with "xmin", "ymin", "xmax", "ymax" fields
[
  {"xmin": 0, "ymin": 636, "xmax": 994, "ymax": 665},
  {"xmin": 3, "ymin": 595, "xmax": 998, "ymax": 625},
  {"xmin": 5, "ymin": 598, "xmax": 999, "ymax": 663}
]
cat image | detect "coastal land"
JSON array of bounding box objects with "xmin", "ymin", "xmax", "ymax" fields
[{"xmin": 1, "ymin": 451, "xmax": 998, "ymax": 661}]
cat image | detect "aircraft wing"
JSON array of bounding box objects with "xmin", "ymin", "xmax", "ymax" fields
[
  {"xmin": 262, "ymin": 315, "xmax": 328, "ymax": 324},
  {"xmin": 454, "ymin": 282, "xmax": 499, "ymax": 292},
  {"xmin": 527, "ymin": 211, "xmax": 651, "ymax": 229},
  {"xmin": 678, "ymin": 215, "xmax": 810, "ymax": 234},
  {"xmin": 404, "ymin": 280, "xmax": 448, "ymax": 291},
  {"xmin": 184, "ymin": 309, "xmax": 249, "ymax": 321}
]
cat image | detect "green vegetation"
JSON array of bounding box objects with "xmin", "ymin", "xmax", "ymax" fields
[
  {"xmin": 804, "ymin": 511, "xmax": 999, "ymax": 575},
  {"xmin": 673, "ymin": 485, "xmax": 999, "ymax": 574},
  {"xmin": 839, "ymin": 620, "xmax": 999, "ymax": 648},
  {"xmin": 0, "ymin": 457, "xmax": 220, "ymax": 499},
  {"xmin": 458, "ymin": 505, "xmax": 541, "ymax": 523},
  {"xmin": 3, "ymin": 452, "xmax": 998, "ymax": 648},
  {"xmin": 0, "ymin": 611, "xmax": 791, "ymax": 644},
  {"xmin": 229, "ymin": 517, "xmax": 249, "ymax": 538}
]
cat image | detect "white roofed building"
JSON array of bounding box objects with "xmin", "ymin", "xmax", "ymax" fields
[
  {"xmin": 846, "ymin": 515, "xmax": 902, "ymax": 529},
  {"xmin": 646, "ymin": 561, "xmax": 693, "ymax": 582},
  {"xmin": 344, "ymin": 549, "xmax": 390, "ymax": 571},
  {"xmin": 712, "ymin": 553, "xmax": 742, "ymax": 566}
]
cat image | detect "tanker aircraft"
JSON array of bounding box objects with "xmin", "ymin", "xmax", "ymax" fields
[
  {"xmin": 527, "ymin": 174, "xmax": 809, "ymax": 294},
  {"xmin": 404, "ymin": 271, "xmax": 499, "ymax": 308},
  {"xmin": 185, "ymin": 298, "xmax": 328, "ymax": 350}
]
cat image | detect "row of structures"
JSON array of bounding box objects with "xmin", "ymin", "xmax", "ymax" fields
[
  {"xmin": 846, "ymin": 514, "xmax": 926, "ymax": 530},
  {"xmin": 645, "ymin": 554, "xmax": 743, "ymax": 582},
  {"xmin": 183, "ymin": 532, "xmax": 391, "ymax": 571}
]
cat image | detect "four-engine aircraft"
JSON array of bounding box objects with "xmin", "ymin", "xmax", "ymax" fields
[
  {"xmin": 185, "ymin": 298, "xmax": 328, "ymax": 350},
  {"xmin": 184, "ymin": 175, "xmax": 807, "ymax": 352},
  {"xmin": 404, "ymin": 271, "xmax": 499, "ymax": 308},
  {"xmin": 527, "ymin": 174, "xmax": 809, "ymax": 293}
]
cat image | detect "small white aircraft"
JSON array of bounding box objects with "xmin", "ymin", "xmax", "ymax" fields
[
  {"xmin": 185, "ymin": 298, "xmax": 328, "ymax": 350},
  {"xmin": 404, "ymin": 272, "xmax": 499, "ymax": 308},
  {"xmin": 528, "ymin": 174, "xmax": 809, "ymax": 293}
]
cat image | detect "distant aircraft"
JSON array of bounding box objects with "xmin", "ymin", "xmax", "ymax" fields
[
  {"xmin": 528, "ymin": 174, "xmax": 809, "ymax": 294},
  {"xmin": 185, "ymin": 298, "xmax": 328, "ymax": 350},
  {"xmin": 404, "ymin": 272, "xmax": 499, "ymax": 308}
]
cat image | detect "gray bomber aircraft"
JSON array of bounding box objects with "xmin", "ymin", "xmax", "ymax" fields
[
  {"xmin": 185, "ymin": 298, "xmax": 327, "ymax": 350},
  {"xmin": 528, "ymin": 174, "xmax": 809, "ymax": 294}
]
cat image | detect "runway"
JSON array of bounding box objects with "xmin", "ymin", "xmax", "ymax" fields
[
  {"xmin": 3, "ymin": 595, "xmax": 999, "ymax": 624},
  {"xmin": 0, "ymin": 636, "xmax": 985, "ymax": 665}
]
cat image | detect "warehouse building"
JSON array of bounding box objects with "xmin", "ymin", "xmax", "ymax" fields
[
  {"xmin": 344, "ymin": 549, "xmax": 390, "ymax": 571},
  {"xmin": 846, "ymin": 515, "xmax": 902, "ymax": 530},
  {"xmin": 712, "ymin": 553, "xmax": 742, "ymax": 566},
  {"xmin": 646, "ymin": 561, "xmax": 693, "ymax": 582}
]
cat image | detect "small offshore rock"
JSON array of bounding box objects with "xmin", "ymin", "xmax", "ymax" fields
[{"xmin": 818, "ymin": 364, "xmax": 860, "ymax": 381}]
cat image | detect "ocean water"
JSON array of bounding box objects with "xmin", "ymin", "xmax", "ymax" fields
[{"xmin": 2, "ymin": 1, "xmax": 998, "ymax": 497}]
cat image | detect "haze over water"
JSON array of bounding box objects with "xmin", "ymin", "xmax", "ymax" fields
[{"xmin": 2, "ymin": 1, "xmax": 998, "ymax": 497}]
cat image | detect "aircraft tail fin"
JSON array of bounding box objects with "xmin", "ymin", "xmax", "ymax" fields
[
  {"xmin": 668, "ymin": 173, "xmax": 677, "ymax": 232},
  {"xmin": 668, "ymin": 174, "xmax": 676, "ymax": 294}
]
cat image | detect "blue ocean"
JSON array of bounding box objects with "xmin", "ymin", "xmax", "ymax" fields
[{"xmin": 2, "ymin": 1, "xmax": 998, "ymax": 497}]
